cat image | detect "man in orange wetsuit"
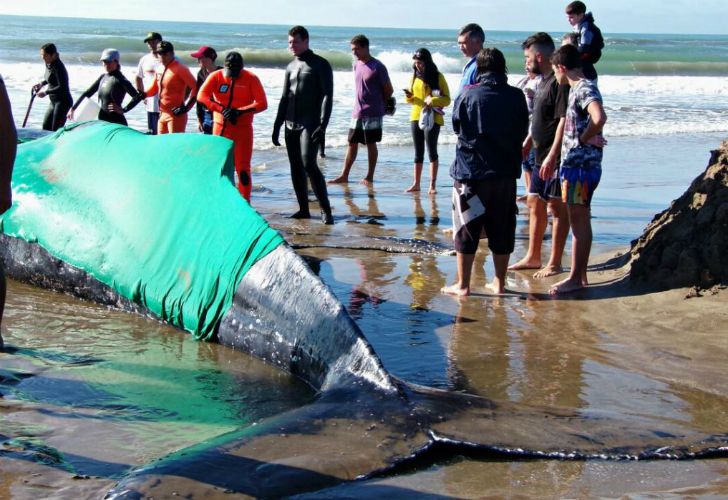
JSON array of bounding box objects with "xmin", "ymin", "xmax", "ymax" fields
[
  {"xmin": 145, "ymin": 41, "xmax": 197, "ymax": 134},
  {"xmin": 197, "ymin": 52, "xmax": 267, "ymax": 201}
]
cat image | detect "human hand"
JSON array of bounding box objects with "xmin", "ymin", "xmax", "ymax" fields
[
  {"xmin": 37, "ymin": 90, "xmax": 47, "ymax": 98},
  {"xmin": 222, "ymin": 107, "xmax": 239, "ymax": 124},
  {"xmin": 584, "ymin": 135, "xmax": 608, "ymax": 148},
  {"xmin": 272, "ymin": 126, "xmax": 281, "ymax": 146},
  {"xmin": 32, "ymin": 83, "xmax": 42, "ymax": 94},
  {"xmin": 108, "ymin": 103, "xmax": 123, "ymax": 114},
  {"xmin": 539, "ymin": 155, "xmax": 557, "ymax": 179},
  {"xmin": 172, "ymin": 105, "xmax": 187, "ymax": 116},
  {"xmin": 424, "ymin": 95, "xmax": 433, "ymax": 106},
  {"xmin": 66, "ymin": 108, "xmax": 74, "ymax": 121}
]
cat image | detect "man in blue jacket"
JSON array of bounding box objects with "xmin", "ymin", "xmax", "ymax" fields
[{"xmin": 442, "ymin": 48, "xmax": 529, "ymax": 296}]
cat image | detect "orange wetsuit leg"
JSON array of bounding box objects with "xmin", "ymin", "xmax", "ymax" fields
[{"xmin": 221, "ymin": 124, "xmax": 253, "ymax": 203}]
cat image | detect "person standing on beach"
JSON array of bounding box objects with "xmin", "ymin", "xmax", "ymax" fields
[
  {"xmin": 514, "ymin": 65, "xmax": 541, "ymax": 201},
  {"xmin": 565, "ymin": 1, "xmax": 604, "ymax": 81},
  {"xmin": 403, "ymin": 48, "xmax": 451, "ymax": 194},
  {"xmin": 272, "ymin": 25, "xmax": 334, "ymax": 224},
  {"xmin": 136, "ymin": 32, "xmax": 163, "ymax": 134},
  {"xmin": 549, "ymin": 44, "xmax": 607, "ymax": 294},
  {"xmin": 442, "ymin": 48, "xmax": 528, "ymax": 296},
  {"xmin": 67, "ymin": 49, "xmax": 143, "ymax": 126},
  {"xmin": 509, "ymin": 32, "xmax": 570, "ymax": 279},
  {"xmin": 190, "ymin": 46, "xmax": 221, "ymax": 134},
  {"xmin": 33, "ymin": 43, "xmax": 72, "ymax": 131},
  {"xmin": 198, "ymin": 52, "xmax": 268, "ymax": 202},
  {"xmin": 456, "ymin": 23, "xmax": 484, "ymax": 95},
  {"xmin": 328, "ymin": 34, "xmax": 393, "ymax": 186},
  {"xmin": 143, "ymin": 41, "xmax": 197, "ymax": 134},
  {"xmin": 0, "ymin": 74, "xmax": 16, "ymax": 350}
]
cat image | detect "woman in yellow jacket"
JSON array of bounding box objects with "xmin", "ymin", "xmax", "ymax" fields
[{"xmin": 403, "ymin": 48, "xmax": 451, "ymax": 194}]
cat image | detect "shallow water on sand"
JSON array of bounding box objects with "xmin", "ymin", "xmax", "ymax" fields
[{"xmin": 2, "ymin": 133, "xmax": 727, "ymax": 497}]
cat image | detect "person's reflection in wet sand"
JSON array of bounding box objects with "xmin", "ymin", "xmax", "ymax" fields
[
  {"xmin": 341, "ymin": 184, "xmax": 386, "ymax": 223},
  {"xmin": 406, "ymin": 194, "xmax": 445, "ymax": 311},
  {"xmin": 347, "ymin": 254, "xmax": 396, "ymax": 318}
]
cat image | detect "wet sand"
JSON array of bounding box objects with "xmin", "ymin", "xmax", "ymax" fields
[{"xmin": 2, "ymin": 136, "xmax": 728, "ymax": 497}]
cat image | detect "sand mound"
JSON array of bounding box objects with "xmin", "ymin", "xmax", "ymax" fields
[{"xmin": 629, "ymin": 140, "xmax": 728, "ymax": 290}]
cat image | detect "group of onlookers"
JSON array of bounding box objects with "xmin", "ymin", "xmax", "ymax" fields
[
  {"xmin": 19, "ymin": 0, "xmax": 606, "ymax": 308},
  {"xmin": 443, "ymin": 1, "xmax": 606, "ymax": 296}
]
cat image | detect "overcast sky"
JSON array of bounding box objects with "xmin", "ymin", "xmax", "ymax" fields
[{"xmin": 2, "ymin": 0, "xmax": 727, "ymax": 34}]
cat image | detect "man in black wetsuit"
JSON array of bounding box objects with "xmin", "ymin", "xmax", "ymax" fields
[
  {"xmin": 272, "ymin": 25, "xmax": 334, "ymax": 225},
  {"xmin": 68, "ymin": 49, "xmax": 143, "ymax": 126},
  {"xmin": 33, "ymin": 43, "xmax": 73, "ymax": 131}
]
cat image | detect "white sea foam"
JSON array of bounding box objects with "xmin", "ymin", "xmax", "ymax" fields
[{"xmin": 3, "ymin": 61, "xmax": 727, "ymax": 151}]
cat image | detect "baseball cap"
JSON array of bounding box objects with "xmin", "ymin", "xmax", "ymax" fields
[
  {"xmin": 144, "ymin": 32, "xmax": 162, "ymax": 43},
  {"xmin": 191, "ymin": 45, "xmax": 217, "ymax": 60},
  {"xmin": 100, "ymin": 48, "xmax": 120, "ymax": 62},
  {"xmin": 156, "ymin": 41, "xmax": 174, "ymax": 54}
]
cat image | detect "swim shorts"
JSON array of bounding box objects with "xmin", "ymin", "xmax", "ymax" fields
[
  {"xmin": 348, "ymin": 117, "xmax": 383, "ymax": 144},
  {"xmin": 561, "ymin": 166, "xmax": 601, "ymax": 206},
  {"xmin": 451, "ymin": 178, "xmax": 517, "ymax": 255},
  {"xmin": 528, "ymin": 162, "xmax": 561, "ymax": 201}
]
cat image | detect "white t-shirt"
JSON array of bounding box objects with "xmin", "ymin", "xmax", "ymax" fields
[{"xmin": 136, "ymin": 53, "xmax": 161, "ymax": 113}]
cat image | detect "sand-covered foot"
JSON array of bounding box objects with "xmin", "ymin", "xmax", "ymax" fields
[
  {"xmin": 549, "ymin": 277, "xmax": 585, "ymax": 295},
  {"xmin": 533, "ymin": 265, "xmax": 564, "ymax": 279},
  {"xmin": 441, "ymin": 283, "xmax": 470, "ymax": 296},
  {"xmin": 508, "ymin": 258, "xmax": 541, "ymax": 271},
  {"xmin": 484, "ymin": 281, "xmax": 506, "ymax": 295}
]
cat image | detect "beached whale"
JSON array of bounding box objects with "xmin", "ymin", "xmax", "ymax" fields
[{"xmin": 3, "ymin": 123, "xmax": 725, "ymax": 498}]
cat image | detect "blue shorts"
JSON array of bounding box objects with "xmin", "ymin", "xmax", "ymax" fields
[
  {"xmin": 522, "ymin": 147, "xmax": 536, "ymax": 173},
  {"xmin": 528, "ymin": 163, "xmax": 561, "ymax": 201}
]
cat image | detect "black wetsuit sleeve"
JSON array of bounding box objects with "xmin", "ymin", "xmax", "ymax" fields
[
  {"xmin": 121, "ymin": 75, "xmax": 143, "ymax": 113},
  {"xmin": 73, "ymin": 75, "xmax": 103, "ymax": 110},
  {"xmin": 319, "ymin": 58, "xmax": 334, "ymax": 130},
  {"xmin": 274, "ymin": 66, "xmax": 292, "ymax": 129},
  {"xmin": 45, "ymin": 61, "xmax": 70, "ymax": 98}
]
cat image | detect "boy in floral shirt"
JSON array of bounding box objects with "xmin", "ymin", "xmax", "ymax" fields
[{"xmin": 550, "ymin": 44, "xmax": 607, "ymax": 294}]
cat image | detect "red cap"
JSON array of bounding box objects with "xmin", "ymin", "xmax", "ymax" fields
[{"xmin": 191, "ymin": 46, "xmax": 217, "ymax": 60}]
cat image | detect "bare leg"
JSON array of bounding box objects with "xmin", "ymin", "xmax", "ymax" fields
[
  {"xmin": 329, "ymin": 143, "xmax": 358, "ymax": 184},
  {"xmin": 550, "ymin": 204, "xmax": 592, "ymax": 294},
  {"xmin": 406, "ymin": 162, "xmax": 423, "ymax": 192},
  {"xmin": 485, "ymin": 253, "xmax": 510, "ymax": 295},
  {"xmin": 534, "ymin": 199, "xmax": 568, "ymax": 278},
  {"xmin": 428, "ymin": 160, "xmax": 438, "ymax": 194},
  {"xmin": 509, "ymin": 195, "xmax": 546, "ymax": 270},
  {"xmin": 518, "ymin": 170, "xmax": 532, "ymax": 202},
  {"xmin": 361, "ymin": 143, "xmax": 378, "ymax": 186},
  {"xmin": 441, "ymin": 252, "xmax": 475, "ymax": 296}
]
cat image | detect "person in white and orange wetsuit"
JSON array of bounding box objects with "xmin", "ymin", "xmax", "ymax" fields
[
  {"xmin": 197, "ymin": 52, "xmax": 267, "ymax": 202},
  {"xmin": 144, "ymin": 41, "xmax": 197, "ymax": 134}
]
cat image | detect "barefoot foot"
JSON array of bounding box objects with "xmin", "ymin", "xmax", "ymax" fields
[
  {"xmin": 533, "ymin": 265, "xmax": 564, "ymax": 279},
  {"xmin": 328, "ymin": 176, "xmax": 348, "ymax": 184},
  {"xmin": 441, "ymin": 283, "xmax": 470, "ymax": 296},
  {"xmin": 508, "ymin": 258, "xmax": 541, "ymax": 271},
  {"xmin": 549, "ymin": 277, "xmax": 585, "ymax": 295},
  {"xmin": 405, "ymin": 184, "xmax": 420, "ymax": 193}
]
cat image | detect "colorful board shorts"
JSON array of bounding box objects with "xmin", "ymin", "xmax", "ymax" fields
[
  {"xmin": 451, "ymin": 178, "xmax": 517, "ymax": 255},
  {"xmin": 560, "ymin": 145, "xmax": 603, "ymax": 206},
  {"xmin": 348, "ymin": 116, "xmax": 383, "ymax": 144}
]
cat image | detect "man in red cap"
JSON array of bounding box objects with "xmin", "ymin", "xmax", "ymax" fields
[{"xmin": 190, "ymin": 46, "xmax": 221, "ymax": 134}]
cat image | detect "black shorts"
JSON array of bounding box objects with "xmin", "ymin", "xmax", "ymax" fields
[
  {"xmin": 528, "ymin": 163, "xmax": 561, "ymax": 201},
  {"xmin": 452, "ymin": 178, "xmax": 517, "ymax": 255},
  {"xmin": 347, "ymin": 117, "xmax": 383, "ymax": 144}
]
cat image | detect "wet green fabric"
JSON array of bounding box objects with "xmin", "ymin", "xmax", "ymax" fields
[{"xmin": 2, "ymin": 121, "xmax": 284, "ymax": 340}]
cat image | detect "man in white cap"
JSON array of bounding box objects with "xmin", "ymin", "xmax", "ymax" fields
[{"xmin": 136, "ymin": 31, "xmax": 162, "ymax": 134}]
